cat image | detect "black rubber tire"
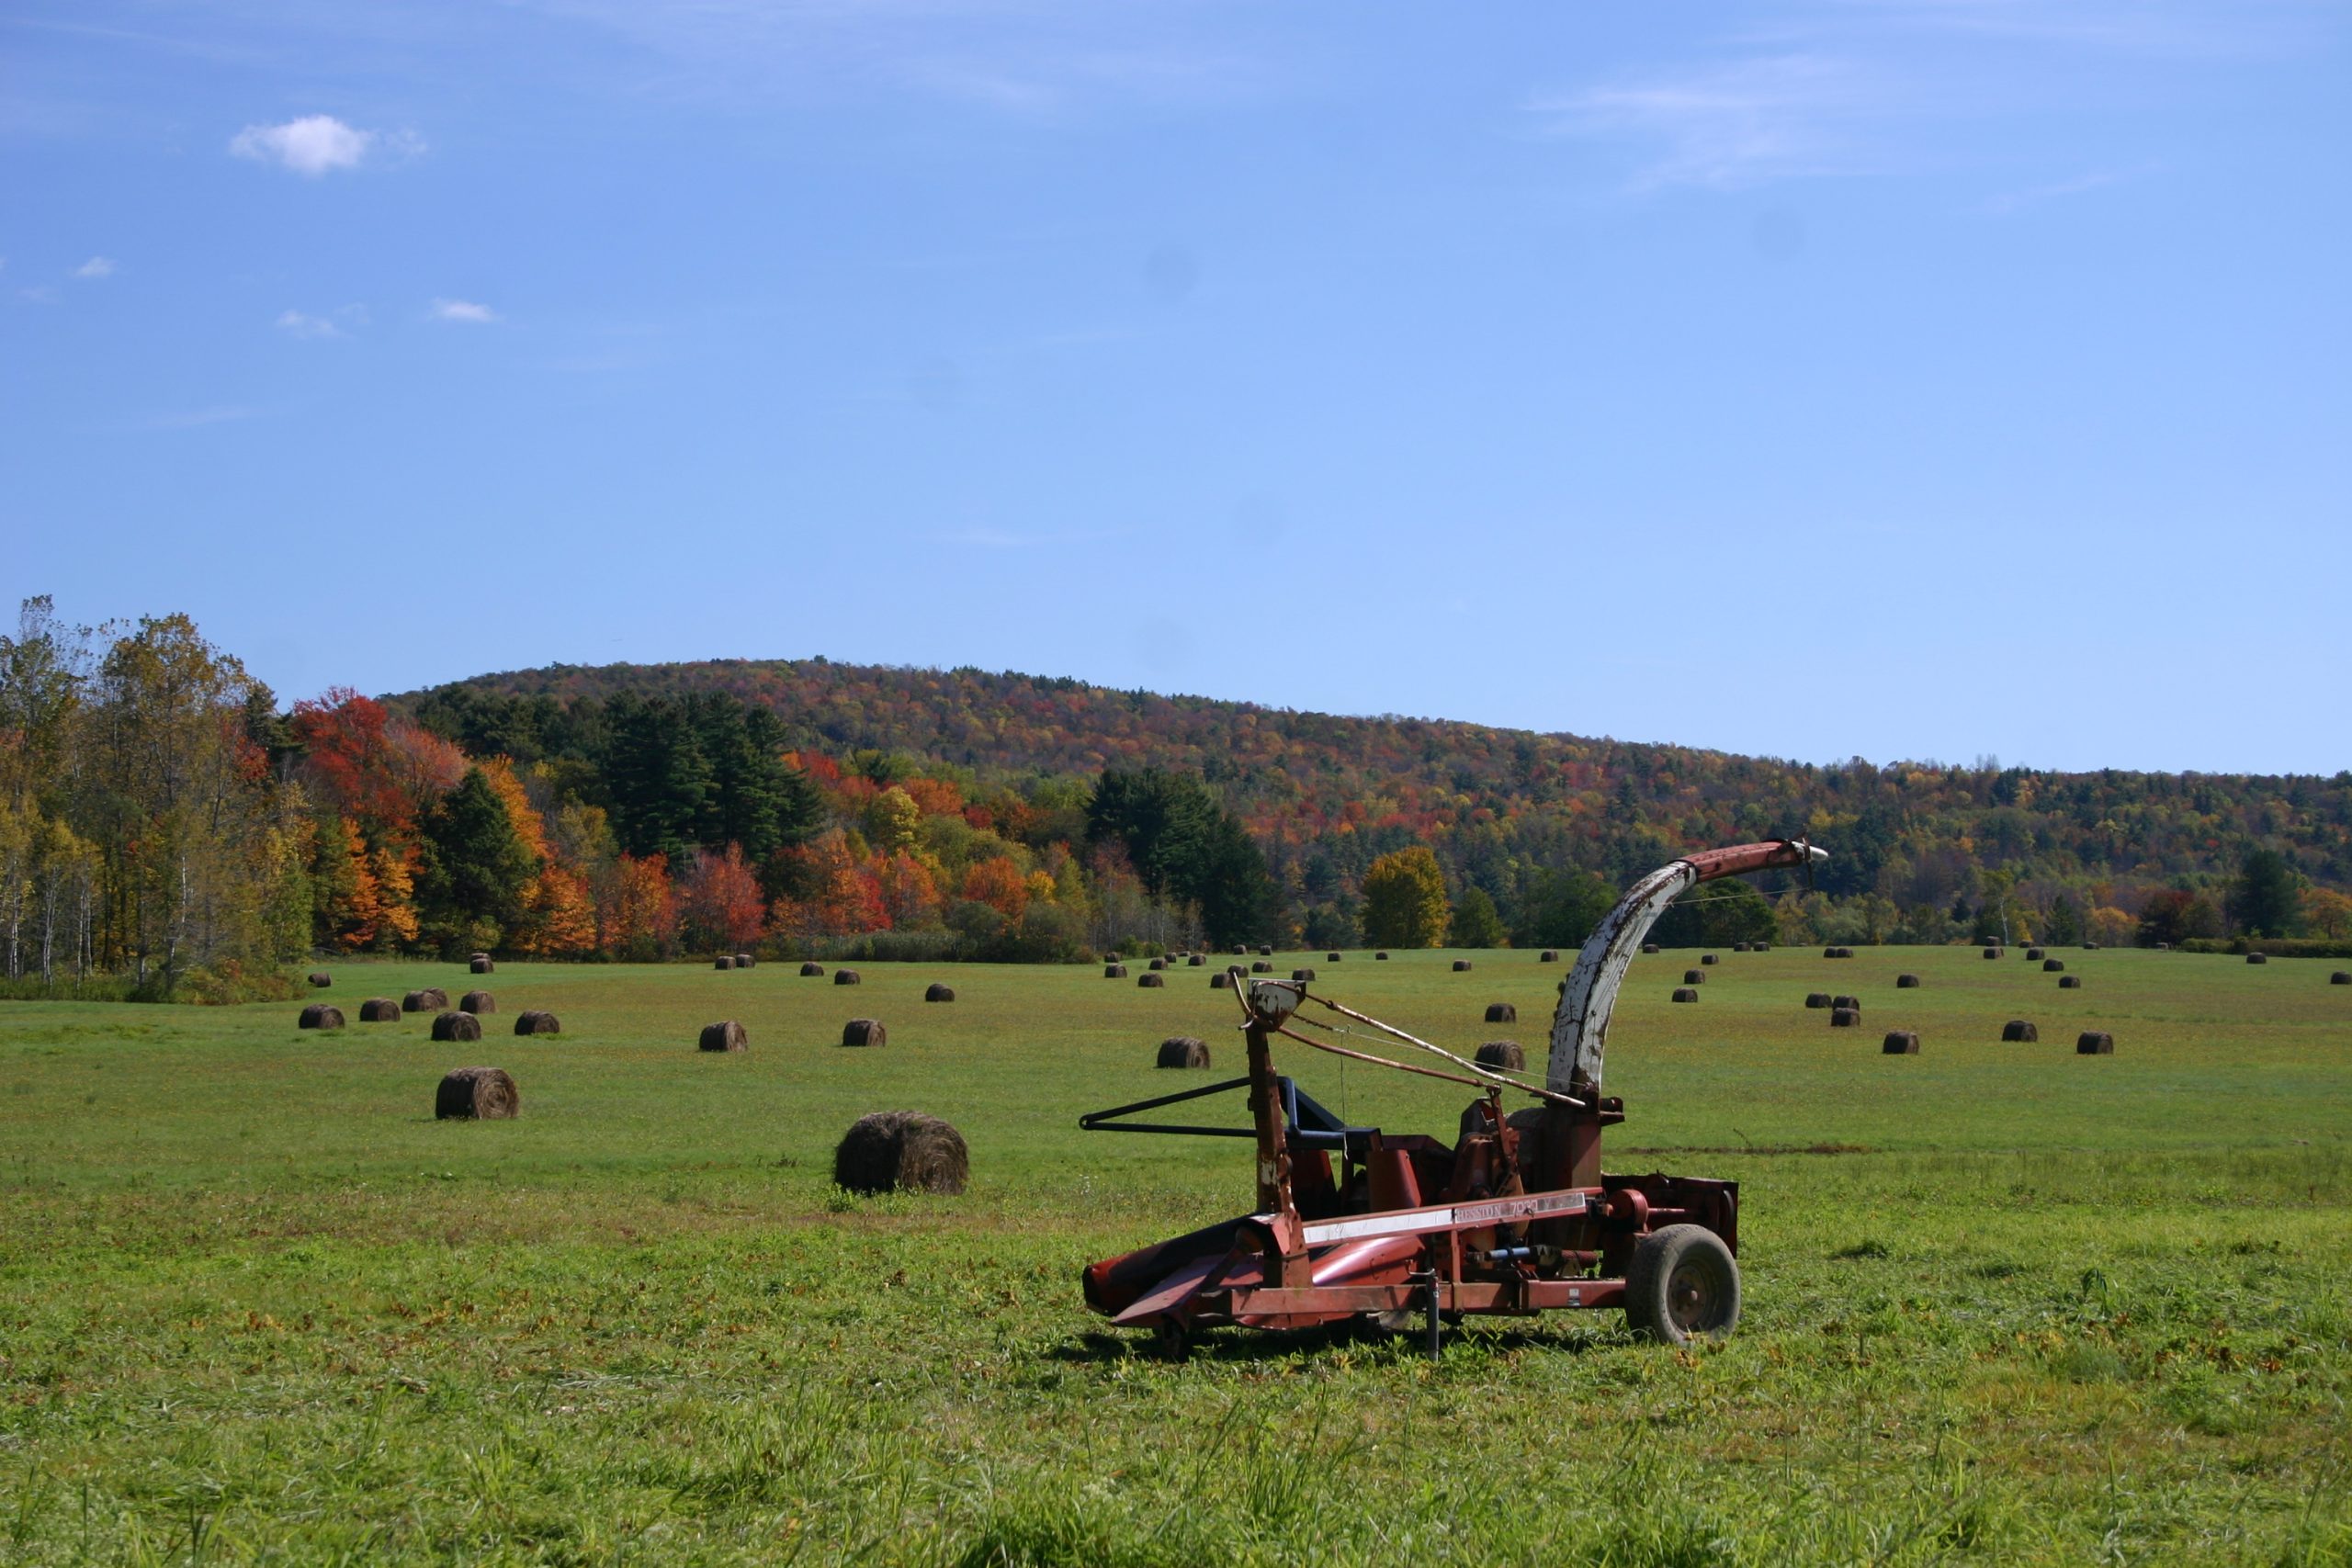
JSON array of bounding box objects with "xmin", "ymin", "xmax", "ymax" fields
[{"xmin": 1624, "ymin": 1224, "xmax": 1741, "ymax": 1345}]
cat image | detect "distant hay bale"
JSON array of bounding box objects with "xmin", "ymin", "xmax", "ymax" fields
[
  {"xmin": 1327, "ymin": 952, "xmax": 1343, "ymax": 964},
  {"xmin": 1232, "ymin": 945, "xmax": 1248, "ymax": 955},
  {"xmin": 841, "ymin": 1018, "xmax": 887, "ymax": 1048},
  {"xmin": 1896, "ymin": 974, "xmax": 1922, "ymax": 988},
  {"xmin": 2155, "ymin": 942, "xmax": 2171, "ymax": 951},
  {"xmin": 1452, "ymin": 959, "xmax": 1474, "ymax": 972},
  {"xmin": 358, "ymin": 998, "xmax": 401, "ymax": 1022},
  {"xmin": 2247, "ymin": 953, "xmax": 2268, "ymax": 964},
  {"xmin": 1156, "ymin": 1036, "xmax": 1211, "ymax": 1068},
  {"xmin": 2026, "ymin": 948, "xmax": 2045, "ymax": 961},
  {"xmin": 432, "ymin": 1010, "xmax": 482, "ymax": 1043},
  {"xmin": 2001, "ymin": 1020, "xmax": 2039, "ymax": 1043},
  {"xmin": 1540, "ymin": 950, "xmax": 1559, "ymax": 963},
  {"xmin": 2333, "ymin": 971, "xmax": 2351, "ymax": 986},
  {"xmin": 1831, "ymin": 994, "xmax": 1858, "ymax": 1010},
  {"xmin": 1250, "ymin": 961, "xmax": 1272, "ymax": 973},
  {"xmin": 1683, "ymin": 969, "xmax": 1705, "ymax": 985},
  {"xmin": 1732, "ymin": 942, "xmax": 1750, "ymax": 953},
  {"xmin": 1805, "ymin": 992, "xmax": 1832, "ymax": 1009},
  {"xmin": 403, "ymin": 987, "xmax": 448, "ymax": 1013},
  {"xmin": 1642, "ymin": 943, "xmax": 1661, "ymax": 955},
  {"xmin": 2043, "ymin": 959, "xmax": 2064, "ymax": 972},
  {"xmin": 1292, "ymin": 967, "xmax": 1317, "ymax": 983},
  {"xmin": 1103, "ymin": 963, "xmax": 1128, "ymax": 979},
  {"xmin": 834, "ymin": 969, "xmax": 863, "ymax": 986},
  {"xmin": 1753, "ymin": 942, "xmax": 1771, "ymax": 953},
  {"xmin": 435, "ymin": 1066, "xmax": 517, "ymax": 1121},
  {"xmin": 1211, "ymin": 971, "xmax": 1233, "ymax": 988},
  {"xmin": 1484, "ymin": 1002, "xmax": 1517, "ymax": 1023},
  {"xmin": 307, "ymin": 971, "xmax": 332, "ymax": 988},
  {"xmin": 735, "ymin": 954, "xmax": 754, "ymax": 968},
  {"xmin": 470, "ymin": 956, "xmax": 494, "ymax": 975},
  {"xmin": 1475, "ymin": 1040, "xmax": 1525, "ymax": 1071},
  {"xmin": 1136, "ymin": 972, "xmax": 1165, "ymax": 987},
  {"xmin": 1882, "ymin": 1031, "xmax": 1919, "ymax": 1055},
  {"xmin": 1702, "ymin": 953, "xmax": 1719, "ymax": 965},
  {"xmin": 1822, "ymin": 947, "xmax": 1838, "ymax": 959},
  {"xmin": 513, "ymin": 1010, "xmax": 560, "ymax": 1035},
  {"xmin": 1259, "ymin": 945, "xmax": 1273, "ymax": 956},
  {"xmin": 298, "ymin": 1003, "xmax": 344, "ymax": 1030},
  {"xmin": 1187, "ymin": 954, "xmax": 1205, "ymax": 966},
  {"xmin": 699, "ymin": 1020, "xmax": 747, "ymax": 1053},
  {"xmin": 2058, "ymin": 976, "xmax": 2083, "ymax": 989},
  {"xmin": 2075, "ymin": 1032, "xmax": 2114, "ymax": 1055},
  {"xmin": 1830, "ymin": 1007, "xmax": 1860, "ymax": 1027},
  {"xmin": 1982, "ymin": 938, "xmax": 2001, "ymax": 949},
  {"xmin": 924, "ymin": 983, "xmax": 956, "ymax": 1003},
  {"xmin": 715, "ymin": 957, "xmax": 735, "ymax": 971},
  {"xmin": 800, "ymin": 962, "xmax": 826, "ymax": 977},
  {"xmin": 1982, "ymin": 948, "xmax": 2004, "ymax": 960},
  {"xmin": 1148, "ymin": 958, "xmax": 1166, "ymax": 971},
  {"xmin": 832, "ymin": 1111, "xmax": 967, "ymax": 1196},
  {"xmin": 2083, "ymin": 942, "xmax": 2100, "ymax": 952},
  {"xmin": 1376, "ymin": 951, "xmax": 1390, "ymax": 960},
  {"xmin": 1671, "ymin": 987, "xmax": 1700, "ymax": 1003},
  {"xmin": 460, "ymin": 990, "xmax": 496, "ymax": 1014}
]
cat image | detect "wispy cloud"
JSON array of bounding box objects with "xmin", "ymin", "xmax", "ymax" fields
[
  {"xmin": 429, "ymin": 298, "xmax": 499, "ymax": 324},
  {"xmin": 1979, "ymin": 165, "xmax": 2144, "ymax": 215},
  {"xmin": 73, "ymin": 255, "xmax": 117, "ymax": 280},
  {"xmin": 230, "ymin": 114, "xmax": 421, "ymax": 175},
  {"xmin": 277, "ymin": 309, "xmax": 345, "ymax": 339},
  {"xmin": 1528, "ymin": 53, "xmax": 1886, "ymax": 189}
]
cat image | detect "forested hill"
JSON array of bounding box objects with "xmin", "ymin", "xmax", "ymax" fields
[{"xmin": 396, "ymin": 659, "xmax": 2352, "ymax": 945}]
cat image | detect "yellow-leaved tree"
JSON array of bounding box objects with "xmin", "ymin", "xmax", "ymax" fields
[{"xmin": 1361, "ymin": 845, "xmax": 1450, "ymax": 948}]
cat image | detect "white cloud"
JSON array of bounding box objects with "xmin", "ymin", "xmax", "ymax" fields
[
  {"xmin": 229, "ymin": 114, "xmax": 418, "ymax": 175},
  {"xmin": 1529, "ymin": 54, "xmax": 1884, "ymax": 190},
  {"xmin": 74, "ymin": 255, "xmax": 116, "ymax": 279},
  {"xmin": 429, "ymin": 298, "xmax": 499, "ymax": 324},
  {"xmin": 277, "ymin": 309, "xmax": 343, "ymax": 340}
]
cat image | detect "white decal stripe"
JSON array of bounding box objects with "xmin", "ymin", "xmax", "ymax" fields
[{"xmin": 1301, "ymin": 1189, "xmax": 1589, "ymax": 1246}]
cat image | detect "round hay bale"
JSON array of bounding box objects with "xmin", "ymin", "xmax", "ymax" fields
[
  {"xmin": 1804, "ymin": 992, "xmax": 1832, "ymax": 1009},
  {"xmin": 1475, "ymin": 1040, "xmax": 1525, "ymax": 1071},
  {"xmin": 1187, "ymin": 954, "xmax": 1205, "ymax": 967},
  {"xmin": 925, "ymin": 983, "xmax": 956, "ymax": 1003},
  {"xmin": 1982, "ymin": 948, "xmax": 2004, "ymax": 960},
  {"xmin": 1376, "ymin": 951, "xmax": 1390, "ymax": 960},
  {"xmin": 1642, "ymin": 943, "xmax": 1661, "ymax": 955},
  {"xmin": 298, "ymin": 1003, "xmax": 344, "ymax": 1030},
  {"xmin": 431, "ymin": 1010, "xmax": 482, "ymax": 1043},
  {"xmin": 403, "ymin": 987, "xmax": 448, "ymax": 1013},
  {"xmin": 1452, "ymin": 959, "xmax": 1474, "ymax": 972},
  {"xmin": 698, "ymin": 1020, "xmax": 747, "ymax": 1053},
  {"xmin": 2332, "ymin": 971, "xmax": 2351, "ymax": 986},
  {"xmin": 841, "ymin": 1018, "xmax": 887, "ymax": 1048},
  {"xmin": 1540, "ymin": 949, "xmax": 1559, "ymax": 963},
  {"xmin": 1137, "ymin": 973, "xmax": 1165, "ymax": 987},
  {"xmin": 2075, "ymin": 1031, "xmax": 2114, "ymax": 1055},
  {"xmin": 2083, "ymin": 942, "xmax": 2100, "ymax": 951},
  {"xmin": 1292, "ymin": 967, "xmax": 1317, "ymax": 982},
  {"xmin": 1832, "ymin": 995, "xmax": 1859, "ymax": 1011},
  {"xmin": 834, "ymin": 969, "xmax": 863, "ymax": 986},
  {"xmin": 1822, "ymin": 946, "xmax": 1838, "ymax": 959},
  {"xmin": 832, "ymin": 1110, "xmax": 967, "ymax": 1196},
  {"xmin": 1258, "ymin": 945, "xmax": 1273, "ymax": 956},
  {"xmin": 1683, "ymin": 969, "xmax": 1705, "ymax": 985},
  {"xmin": 1326, "ymin": 952, "xmax": 1343, "ymax": 964},
  {"xmin": 1830, "ymin": 1006, "xmax": 1860, "ymax": 1028},
  {"xmin": 1103, "ymin": 963, "xmax": 1128, "ymax": 979},
  {"xmin": 1882, "ymin": 1031, "xmax": 1920, "ymax": 1055},
  {"xmin": 1754, "ymin": 942, "xmax": 1771, "ymax": 953},
  {"xmin": 459, "ymin": 990, "xmax": 496, "ymax": 1014},
  {"xmin": 1484, "ymin": 1002, "xmax": 1517, "ymax": 1023},
  {"xmin": 2155, "ymin": 942, "xmax": 2171, "ymax": 951},
  {"xmin": 800, "ymin": 962, "xmax": 826, "ymax": 977},
  {"xmin": 435, "ymin": 1066, "xmax": 517, "ymax": 1120},
  {"xmin": 2058, "ymin": 975, "xmax": 2083, "ymax": 989},
  {"xmin": 1232, "ymin": 945, "xmax": 1248, "ymax": 955},
  {"xmin": 2001, "ymin": 1020, "xmax": 2039, "ymax": 1043},
  {"xmin": 1671, "ymin": 987, "xmax": 1700, "ymax": 1003},
  {"xmin": 2247, "ymin": 953, "xmax": 2268, "ymax": 964},
  {"xmin": 1211, "ymin": 971, "xmax": 1233, "ymax": 988},
  {"xmin": 2043, "ymin": 958, "xmax": 2065, "ymax": 972},
  {"xmin": 1250, "ymin": 960, "xmax": 1272, "ymax": 973},
  {"xmin": 1896, "ymin": 974, "xmax": 1922, "ymax": 988},
  {"xmin": 2026, "ymin": 948, "xmax": 2045, "ymax": 961},
  {"xmin": 1147, "ymin": 957, "xmax": 1166, "ymax": 971},
  {"xmin": 737, "ymin": 954, "xmax": 755, "ymax": 968},
  {"xmin": 1156, "ymin": 1036, "xmax": 1211, "ymax": 1068},
  {"xmin": 1982, "ymin": 937, "xmax": 2001, "ymax": 949},
  {"xmin": 358, "ymin": 998, "xmax": 401, "ymax": 1023},
  {"xmin": 714, "ymin": 957, "xmax": 735, "ymax": 971},
  {"xmin": 514, "ymin": 1010, "xmax": 560, "ymax": 1035},
  {"xmin": 1701, "ymin": 953, "xmax": 1719, "ymax": 966},
  {"xmin": 470, "ymin": 956, "xmax": 495, "ymax": 975},
  {"xmin": 307, "ymin": 971, "xmax": 332, "ymax": 988}
]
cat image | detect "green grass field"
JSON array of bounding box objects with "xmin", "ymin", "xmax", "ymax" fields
[{"xmin": 3, "ymin": 945, "xmax": 2347, "ymax": 1565}]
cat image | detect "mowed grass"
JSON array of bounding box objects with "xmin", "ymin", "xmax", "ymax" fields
[{"xmin": 2, "ymin": 946, "xmax": 2347, "ymax": 1565}]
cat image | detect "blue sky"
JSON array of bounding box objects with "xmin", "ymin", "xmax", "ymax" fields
[{"xmin": 5, "ymin": 1, "xmax": 2346, "ymax": 774}]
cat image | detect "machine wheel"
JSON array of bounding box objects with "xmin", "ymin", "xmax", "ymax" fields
[{"xmin": 1624, "ymin": 1224, "xmax": 1741, "ymax": 1344}]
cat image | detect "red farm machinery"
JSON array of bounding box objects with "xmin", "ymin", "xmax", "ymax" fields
[{"xmin": 1080, "ymin": 839, "xmax": 1826, "ymax": 1357}]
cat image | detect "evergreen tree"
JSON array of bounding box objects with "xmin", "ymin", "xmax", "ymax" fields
[
  {"xmin": 2231, "ymin": 846, "xmax": 2300, "ymax": 938},
  {"xmin": 1447, "ymin": 886, "xmax": 1507, "ymax": 947},
  {"xmin": 416, "ymin": 768, "xmax": 540, "ymax": 952},
  {"xmin": 596, "ymin": 694, "xmax": 712, "ymax": 860},
  {"xmin": 1512, "ymin": 867, "xmax": 1616, "ymax": 949}
]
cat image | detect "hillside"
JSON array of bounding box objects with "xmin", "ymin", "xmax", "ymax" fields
[{"xmin": 394, "ymin": 659, "xmax": 2352, "ymax": 947}]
